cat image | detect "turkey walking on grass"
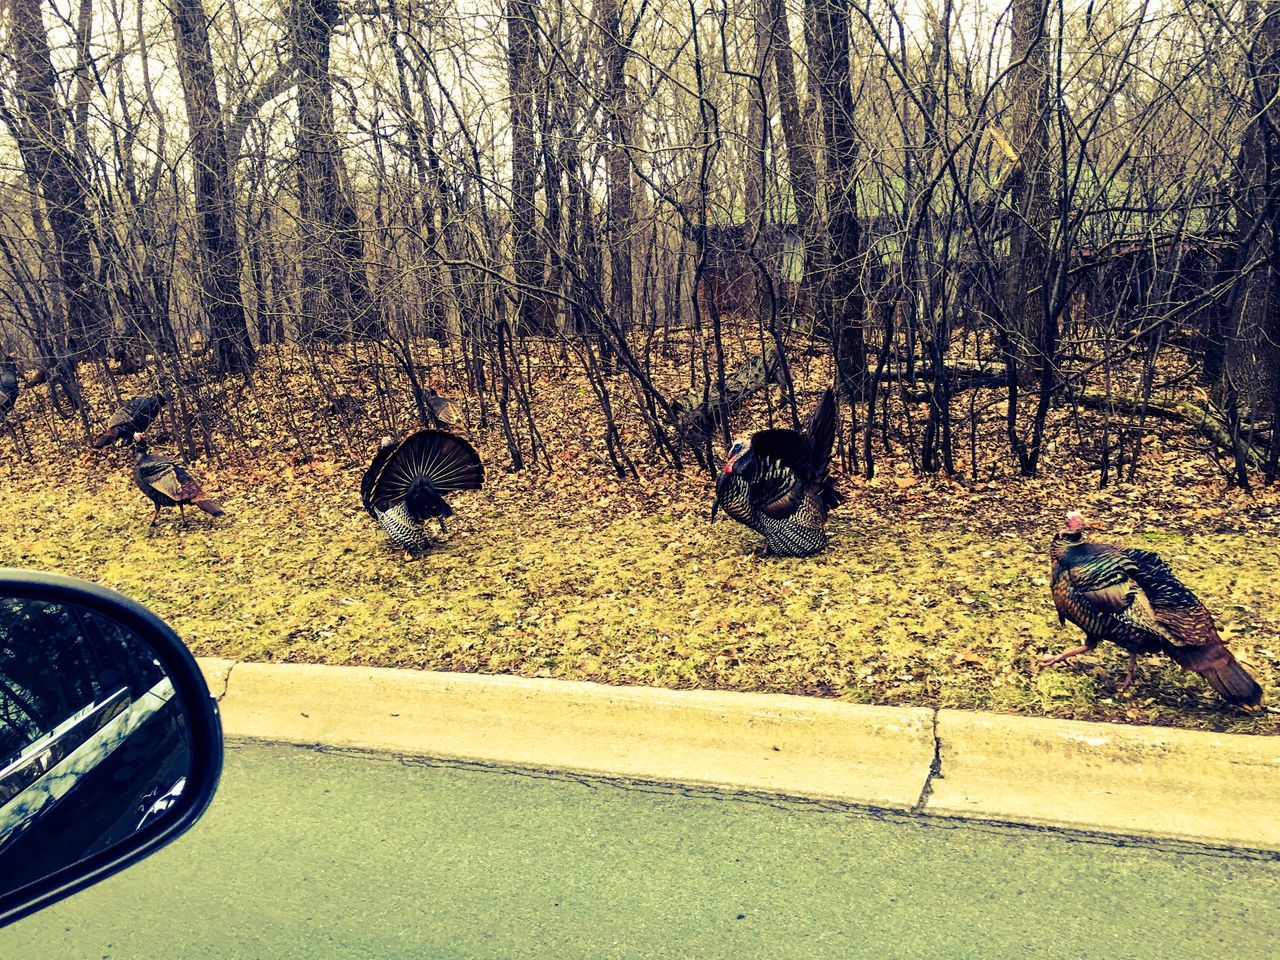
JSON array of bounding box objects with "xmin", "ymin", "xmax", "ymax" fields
[
  {"xmin": 1045, "ymin": 510, "xmax": 1263, "ymax": 710},
  {"xmin": 92, "ymin": 394, "xmax": 167, "ymax": 447},
  {"xmin": 1, "ymin": 353, "xmax": 18, "ymax": 419},
  {"xmin": 133, "ymin": 434, "xmax": 225, "ymax": 527},
  {"xmin": 361, "ymin": 429, "xmax": 484, "ymax": 554},
  {"xmin": 712, "ymin": 388, "xmax": 843, "ymax": 557}
]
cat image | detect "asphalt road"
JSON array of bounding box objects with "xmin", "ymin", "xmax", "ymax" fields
[{"xmin": 7, "ymin": 740, "xmax": 1280, "ymax": 959}]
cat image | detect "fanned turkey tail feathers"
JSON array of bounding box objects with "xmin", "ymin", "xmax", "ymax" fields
[
  {"xmin": 361, "ymin": 437, "xmax": 400, "ymax": 517},
  {"xmin": 369, "ymin": 430, "xmax": 483, "ymax": 509},
  {"xmin": 805, "ymin": 388, "xmax": 837, "ymax": 473}
]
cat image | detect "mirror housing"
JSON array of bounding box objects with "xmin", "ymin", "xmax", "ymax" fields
[{"xmin": 0, "ymin": 570, "xmax": 222, "ymax": 929}]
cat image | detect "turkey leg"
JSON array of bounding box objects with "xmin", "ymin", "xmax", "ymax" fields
[
  {"xmin": 1041, "ymin": 641, "xmax": 1096, "ymax": 667},
  {"xmin": 1116, "ymin": 652, "xmax": 1139, "ymax": 692}
]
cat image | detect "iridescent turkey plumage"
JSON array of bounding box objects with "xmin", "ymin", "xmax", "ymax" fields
[
  {"xmin": 132, "ymin": 436, "xmax": 224, "ymax": 526},
  {"xmin": 1047, "ymin": 513, "xmax": 1262, "ymax": 709},
  {"xmin": 713, "ymin": 388, "xmax": 842, "ymax": 557}
]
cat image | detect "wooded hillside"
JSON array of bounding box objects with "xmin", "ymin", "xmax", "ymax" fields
[{"xmin": 0, "ymin": 0, "xmax": 1277, "ymax": 485}]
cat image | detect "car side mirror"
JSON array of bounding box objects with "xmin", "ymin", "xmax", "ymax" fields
[{"xmin": 0, "ymin": 570, "xmax": 222, "ymax": 928}]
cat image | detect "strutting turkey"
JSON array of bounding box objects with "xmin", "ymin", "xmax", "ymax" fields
[
  {"xmin": 1046, "ymin": 510, "xmax": 1263, "ymax": 710},
  {"xmin": 361, "ymin": 429, "xmax": 484, "ymax": 554},
  {"xmin": 132, "ymin": 434, "xmax": 225, "ymax": 527},
  {"xmin": 712, "ymin": 388, "xmax": 843, "ymax": 557},
  {"xmin": 0, "ymin": 353, "xmax": 17, "ymax": 419},
  {"xmin": 91, "ymin": 394, "xmax": 167, "ymax": 448}
]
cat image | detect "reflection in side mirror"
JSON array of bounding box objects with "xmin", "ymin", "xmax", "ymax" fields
[{"xmin": 0, "ymin": 571, "xmax": 222, "ymax": 928}]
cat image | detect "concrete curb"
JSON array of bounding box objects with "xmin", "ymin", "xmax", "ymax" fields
[
  {"xmin": 929, "ymin": 711, "xmax": 1280, "ymax": 849},
  {"xmin": 197, "ymin": 658, "xmax": 1280, "ymax": 851}
]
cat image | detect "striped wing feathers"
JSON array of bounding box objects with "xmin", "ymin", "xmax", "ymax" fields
[
  {"xmin": 1122, "ymin": 548, "xmax": 1221, "ymax": 648},
  {"xmin": 746, "ymin": 429, "xmax": 812, "ymax": 519},
  {"xmin": 1058, "ymin": 545, "xmax": 1167, "ymax": 639},
  {"xmin": 140, "ymin": 457, "xmax": 205, "ymax": 503}
]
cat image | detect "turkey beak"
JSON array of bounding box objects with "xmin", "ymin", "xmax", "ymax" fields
[{"xmin": 1086, "ymin": 521, "xmax": 1106, "ymax": 531}]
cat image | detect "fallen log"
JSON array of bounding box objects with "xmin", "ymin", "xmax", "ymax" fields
[
  {"xmin": 1068, "ymin": 388, "xmax": 1271, "ymax": 467},
  {"xmin": 670, "ymin": 347, "xmax": 779, "ymax": 444}
]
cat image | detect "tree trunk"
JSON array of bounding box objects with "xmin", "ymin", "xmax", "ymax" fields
[
  {"xmin": 7, "ymin": 0, "xmax": 104, "ymax": 367},
  {"xmin": 172, "ymin": 0, "xmax": 257, "ymax": 374},
  {"xmin": 1003, "ymin": 0, "xmax": 1052, "ymax": 377},
  {"xmin": 600, "ymin": 0, "xmax": 635, "ymax": 336},
  {"xmin": 766, "ymin": 0, "xmax": 820, "ymax": 314},
  {"xmin": 806, "ymin": 0, "xmax": 866, "ymax": 397},
  {"xmin": 293, "ymin": 0, "xmax": 382, "ymax": 342},
  {"xmin": 1229, "ymin": 1, "xmax": 1280, "ymax": 482},
  {"xmin": 506, "ymin": 0, "xmax": 548, "ymax": 333}
]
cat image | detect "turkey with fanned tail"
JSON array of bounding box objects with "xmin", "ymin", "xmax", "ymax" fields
[
  {"xmin": 712, "ymin": 388, "xmax": 843, "ymax": 557},
  {"xmin": 362, "ymin": 429, "xmax": 484, "ymax": 555}
]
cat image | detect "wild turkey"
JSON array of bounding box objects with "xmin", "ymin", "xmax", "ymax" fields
[
  {"xmin": 712, "ymin": 387, "xmax": 843, "ymax": 557},
  {"xmin": 361, "ymin": 429, "xmax": 484, "ymax": 554},
  {"xmin": 422, "ymin": 389, "xmax": 460, "ymax": 430},
  {"xmin": 91, "ymin": 394, "xmax": 167, "ymax": 448},
  {"xmin": 0, "ymin": 353, "xmax": 17, "ymax": 419},
  {"xmin": 1046, "ymin": 510, "xmax": 1263, "ymax": 710},
  {"xmin": 132, "ymin": 434, "xmax": 225, "ymax": 527}
]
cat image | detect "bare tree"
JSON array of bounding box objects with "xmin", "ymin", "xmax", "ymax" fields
[
  {"xmin": 807, "ymin": 0, "xmax": 867, "ymax": 398},
  {"xmin": 172, "ymin": 0, "xmax": 257, "ymax": 374},
  {"xmin": 292, "ymin": 0, "xmax": 382, "ymax": 341},
  {"xmin": 6, "ymin": 0, "xmax": 104, "ymax": 407}
]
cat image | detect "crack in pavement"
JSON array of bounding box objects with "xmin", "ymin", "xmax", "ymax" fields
[
  {"xmin": 214, "ymin": 659, "xmax": 237, "ymax": 702},
  {"xmin": 912, "ymin": 707, "xmax": 942, "ymax": 815}
]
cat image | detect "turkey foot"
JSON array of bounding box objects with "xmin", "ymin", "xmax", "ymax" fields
[{"xmin": 1115, "ymin": 652, "xmax": 1139, "ymax": 693}]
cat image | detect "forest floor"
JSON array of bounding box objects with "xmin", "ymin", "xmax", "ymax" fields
[{"xmin": 2, "ymin": 341, "xmax": 1279, "ymax": 734}]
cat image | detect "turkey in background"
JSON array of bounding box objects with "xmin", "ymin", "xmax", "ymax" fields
[
  {"xmin": 712, "ymin": 387, "xmax": 843, "ymax": 557},
  {"xmin": 0, "ymin": 353, "xmax": 18, "ymax": 419},
  {"xmin": 1046, "ymin": 510, "xmax": 1263, "ymax": 710},
  {"xmin": 422, "ymin": 389, "xmax": 460, "ymax": 430},
  {"xmin": 361, "ymin": 429, "xmax": 484, "ymax": 555},
  {"xmin": 91, "ymin": 394, "xmax": 168, "ymax": 448}
]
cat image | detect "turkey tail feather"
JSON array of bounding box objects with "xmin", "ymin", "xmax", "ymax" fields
[
  {"xmin": 371, "ymin": 430, "xmax": 483, "ymax": 507},
  {"xmin": 1170, "ymin": 643, "xmax": 1264, "ymax": 709},
  {"xmin": 196, "ymin": 498, "xmax": 225, "ymax": 517},
  {"xmin": 805, "ymin": 388, "xmax": 837, "ymax": 476},
  {"xmin": 361, "ymin": 441, "xmax": 400, "ymax": 516},
  {"xmin": 820, "ymin": 476, "xmax": 844, "ymax": 511}
]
